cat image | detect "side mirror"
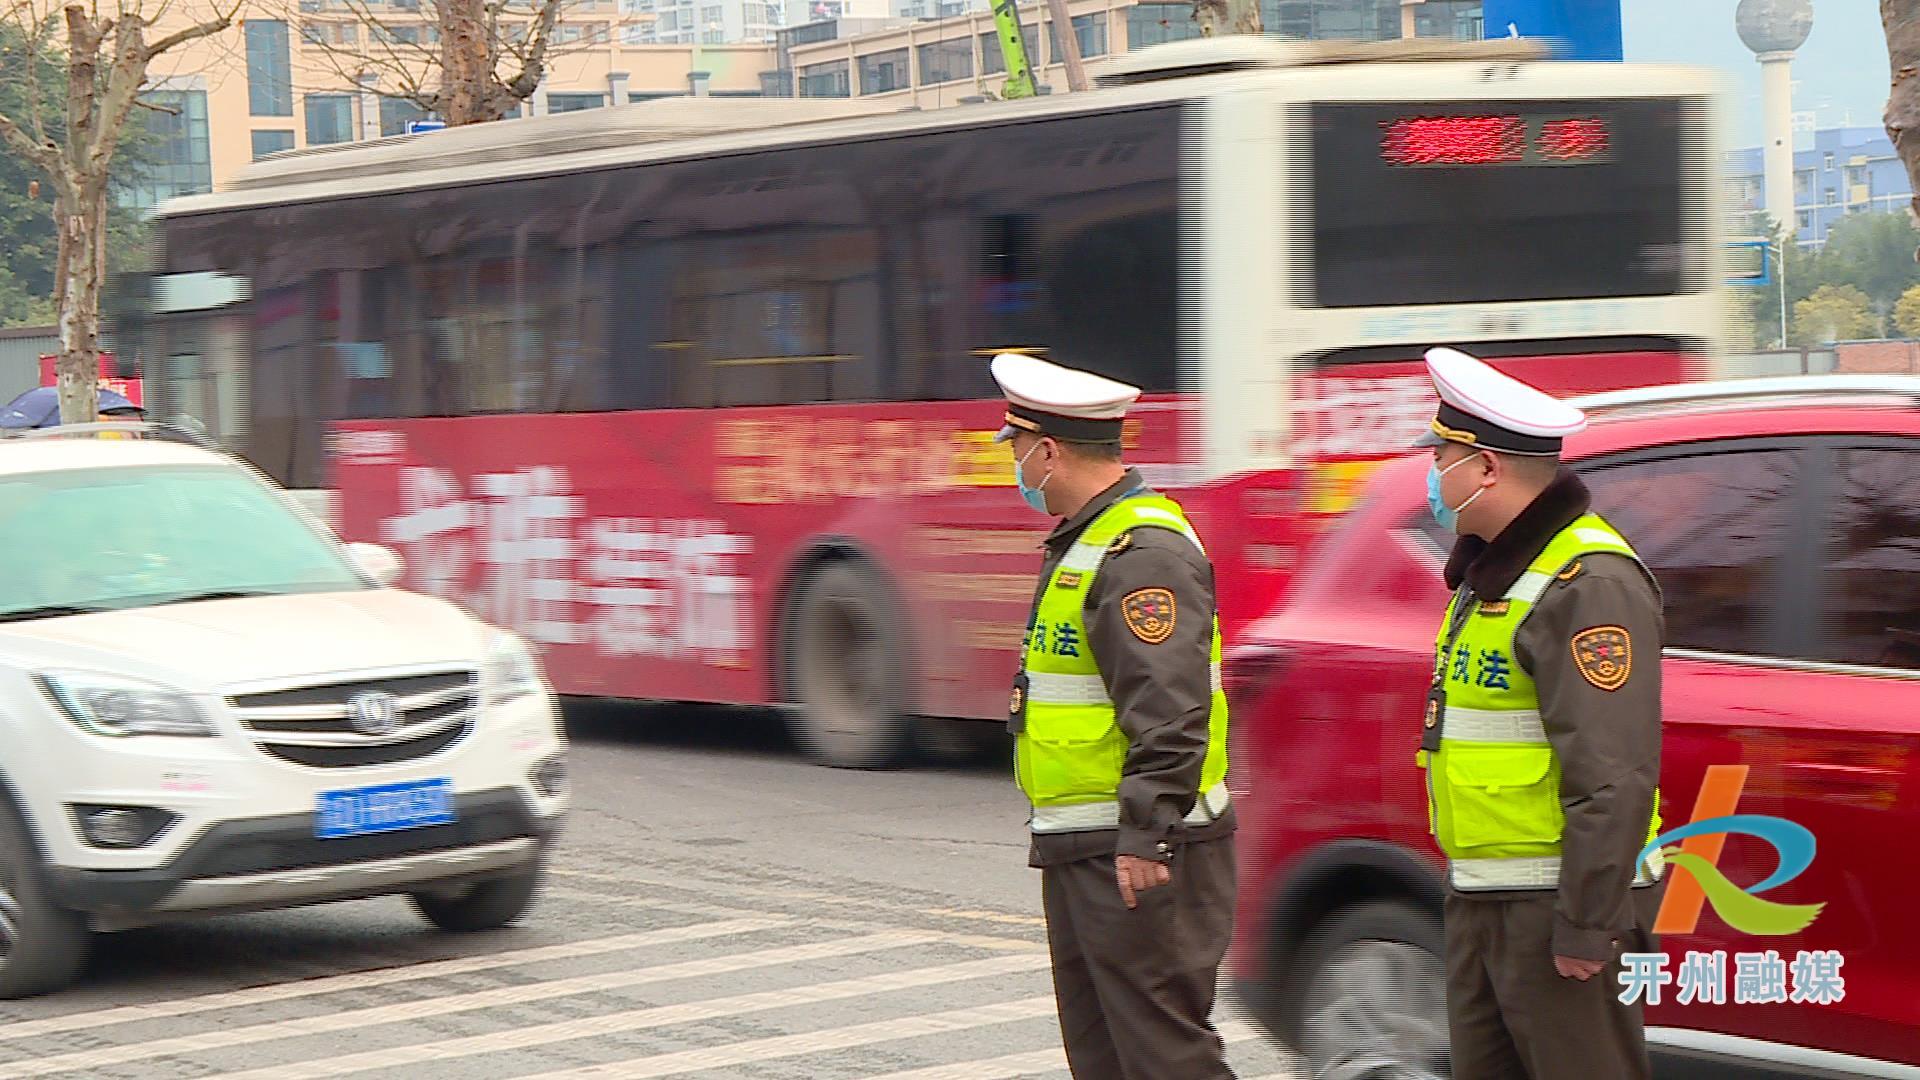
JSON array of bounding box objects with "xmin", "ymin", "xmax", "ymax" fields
[{"xmin": 347, "ymin": 542, "xmax": 405, "ymax": 587}]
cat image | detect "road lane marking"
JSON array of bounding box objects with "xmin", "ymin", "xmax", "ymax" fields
[
  {"xmin": 0, "ymin": 917, "xmax": 784, "ymax": 1044},
  {"xmin": 552, "ymin": 866, "xmax": 1049, "ymax": 933},
  {"xmin": 208, "ymin": 958, "xmax": 1057, "ymax": 1079},
  {"xmin": 858, "ymin": 1018, "xmax": 1269, "ymax": 1079},
  {"xmin": 8, "ymin": 928, "xmax": 950, "ymax": 1078},
  {"xmin": 544, "ymin": 886, "xmax": 1047, "ymax": 952},
  {"xmin": 518, "ymin": 997, "xmax": 1060, "ymax": 1080}
]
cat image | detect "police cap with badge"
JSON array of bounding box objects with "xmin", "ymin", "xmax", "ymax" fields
[
  {"xmin": 1412, "ymin": 346, "xmax": 1586, "ymax": 457},
  {"xmin": 991, "ymin": 352, "xmax": 1140, "ymax": 445}
]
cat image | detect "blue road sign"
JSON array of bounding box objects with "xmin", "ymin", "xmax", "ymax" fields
[
  {"xmin": 1482, "ymin": 0, "xmax": 1624, "ymax": 62},
  {"xmin": 406, "ymin": 119, "xmax": 448, "ymax": 134}
]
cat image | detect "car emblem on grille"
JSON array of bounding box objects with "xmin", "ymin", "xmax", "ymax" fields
[{"xmin": 346, "ymin": 691, "xmax": 403, "ymax": 736}]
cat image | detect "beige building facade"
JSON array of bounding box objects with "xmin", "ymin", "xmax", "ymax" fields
[{"xmin": 136, "ymin": 2, "xmax": 778, "ymax": 197}]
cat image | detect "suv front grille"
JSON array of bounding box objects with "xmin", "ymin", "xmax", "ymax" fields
[{"xmin": 228, "ymin": 670, "xmax": 479, "ymax": 769}]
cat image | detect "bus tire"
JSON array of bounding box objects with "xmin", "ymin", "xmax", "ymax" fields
[{"xmin": 784, "ymin": 559, "xmax": 916, "ymax": 770}]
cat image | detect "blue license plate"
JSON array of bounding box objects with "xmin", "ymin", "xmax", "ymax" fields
[{"xmin": 315, "ymin": 778, "xmax": 455, "ymax": 839}]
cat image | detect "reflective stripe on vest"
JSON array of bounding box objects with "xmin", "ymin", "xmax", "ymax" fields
[
  {"xmin": 1420, "ymin": 513, "xmax": 1664, "ymax": 890},
  {"xmin": 1017, "ymin": 493, "xmax": 1230, "ymax": 826},
  {"xmin": 1450, "ymin": 846, "xmax": 1669, "ymax": 891},
  {"xmin": 1029, "ymin": 781, "xmax": 1234, "ymax": 834}
]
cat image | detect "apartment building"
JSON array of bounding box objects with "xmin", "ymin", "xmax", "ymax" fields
[
  {"xmin": 1727, "ymin": 127, "xmax": 1913, "ymax": 248},
  {"xmin": 118, "ymin": 0, "xmax": 1488, "ymax": 200}
]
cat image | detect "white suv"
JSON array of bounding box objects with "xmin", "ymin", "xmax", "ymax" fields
[{"xmin": 0, "ymin": 425, "xmax": 568, "ymax": 998}]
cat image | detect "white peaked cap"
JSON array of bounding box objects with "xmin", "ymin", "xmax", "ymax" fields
[
  {"xmin": 1413, "ymin": 346, "xmax": 1587, "ymax": 457},
  {"xmin": 991, "ymin": 352, "xmax": 1141, "ymax": 443}
]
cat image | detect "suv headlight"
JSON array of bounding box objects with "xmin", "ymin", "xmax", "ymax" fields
[
  {"xmin": 482, "ymin": 631, "xmax": 545, "ymax": 708},
  {"xmin": 36, "ymin": 671, "xmax": 216, "ymax": 737}
]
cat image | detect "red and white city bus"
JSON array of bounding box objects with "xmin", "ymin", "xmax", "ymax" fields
[{"xmin": 149, "ymin": 38, "xmax": 1727, "ymax": 766}]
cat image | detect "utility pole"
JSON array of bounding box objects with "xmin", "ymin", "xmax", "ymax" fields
[{"xmin": 1043, "ymin": 0, "xmax": 1088, "ymax": 92}]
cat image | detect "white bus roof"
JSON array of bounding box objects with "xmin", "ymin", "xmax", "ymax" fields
[{"xmin": 158, "ymin": 37, "xmax": 1723, "ymax": 219}]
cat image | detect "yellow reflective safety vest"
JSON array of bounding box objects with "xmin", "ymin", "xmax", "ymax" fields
[
  {"xmin": 1417, "ymin": 513, "xmax": 1664, "ymax": 892},
  {"xmin": 1015, "ymin": 493, "xmax": 1231, "ymax": 833}
]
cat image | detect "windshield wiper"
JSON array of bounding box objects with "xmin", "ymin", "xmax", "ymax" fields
[
  {"xmin": 150, "ymin": 589, "xmax": 281, "ymax": 607},
  {"xmin": 0, "ymin": 605, "xmax": 106, "ymax": 623}
]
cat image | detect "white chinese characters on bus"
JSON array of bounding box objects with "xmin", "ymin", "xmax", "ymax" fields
[
  {"xmin": 587, "ymin": 518, "xmax": 752, "ymax": 662},
  {"xmin": 376, "ymin": 466, "xmax": 752, "ymax": 666},
  {"xmin": 476, "ymin": 467, "xmax": 583, "ymax": 647},
  {"xmin": 382, "ymin": 466, "xmax": 477, "ymax": 600}
]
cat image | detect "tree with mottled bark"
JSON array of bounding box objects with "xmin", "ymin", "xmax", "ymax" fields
[
  {"xmin": 1885, "ymin": 0, "xmax": 1920, "ymax": 222},
  {"xmin": 0, "ymin": 0, "xmax": 235, "ymax": 424},
  {"xmin": 1191, "ymin": 0, "xmax": 1260, "ymax": 37},
  {"xmin": 288, "ymin": 0, "xmax": 570, "ymax": 127}
]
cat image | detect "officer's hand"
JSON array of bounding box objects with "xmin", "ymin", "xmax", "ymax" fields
[
  {"xmin": 1554, "ymin": 954, "xmax": 1606, "ymax": 981},
  {"xmin": 1115, "ymin": 854, "xmax": 1171, "ymax": 910}
]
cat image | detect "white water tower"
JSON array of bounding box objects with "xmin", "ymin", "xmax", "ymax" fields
[{"xmin": 1736, "ymin": 0, "xmax": 1813, "ymax": 235}]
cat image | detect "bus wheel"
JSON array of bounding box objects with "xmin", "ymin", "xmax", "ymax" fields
[{"xmin": 785, "ymin": 560, "xmax": 915, "ymax": 769}]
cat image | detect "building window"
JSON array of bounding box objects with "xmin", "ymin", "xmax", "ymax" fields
[
  {"xmin": 1047, "ymin": 12, "xmax": 1107, "ymax": 61},
  {"xmin": 251, "ymin": 129, "xmax": 296, "ymax": 160},
  {"xmin": 917, "ymin": 37, "xmax": 972, "ymax": 84},
  {"xmin": 797, "ymin": 58, "xmax": 849, "ymax": 97},
  {"xmin": 979, "ymin": 25, "xmax": 1039, "ymax": 75},
  {"xmin": 858, "ymin": 47, "xmax": 909, "ymax": 94},
  {"xmin": 379, "ymin": 96, "xmax": 429, "ymax": 136},
  {"xmin": 246, "ymin": 20, "xmax": 294, "ymax": 116},
  {"xmin": 1267, "ymin": 0, "xmax": 1396, "ymax": 41},
  {"xmin": 124, "ymin": 90, "xmax": 212, "ymax": 210},
  {"xmin": 702, "ymin": 28, "xmax": 725, "ymax": 42},
  {"xmin": 305, "ymin": 94, "xmax": 355, "ymax": 145},
  {"xmin": 548, "ymin": 92, "xmax": 607, "ymax": 112},
  {"xmin": 1825, "ymin": 188, "xmax": 1838, "ymax": 205},
  {"xmin": 1822, "ymin": 151, "xmax": 1834, "ymax": 170},
  {"xmin": 1127, "ymin": 4, "xmax": 1201, "ymax": 49},
  {"xmin": 1796, "ymin": 211, "xmax": 1811, "ymax": 230},
  {"xmin": 1412, "ymin": 0, "xmax": 1482, "ymax": 40}
]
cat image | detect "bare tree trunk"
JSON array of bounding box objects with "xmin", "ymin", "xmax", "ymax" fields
[
  {"xmin": 1886, "ymin": 0, "xmax": 1920, "ymax": 222},
  {"xmin": 56, "ymin": 184, "xmax": 109, "ymax": 424},
  {"xmin": 0, "ymin": 2, "xmax": 234, "ymax": 425},
  {"xmin": 1226, "ymin": 0, "xmax": 1261, "ymax": 35}
]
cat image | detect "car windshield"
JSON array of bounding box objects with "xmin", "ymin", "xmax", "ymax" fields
[{"xmin": 0, "ymin": 464, "xmax": 365, "ymax": 620}]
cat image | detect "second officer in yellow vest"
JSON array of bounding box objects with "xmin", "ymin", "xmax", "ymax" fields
[
  {"xmin": 1415, "ymin": 347, "xmax": 1667, "ymax": 1080},
  {"xmin": 992, "ymin": 352, "xmax": 1236, "ymax": 1080}
]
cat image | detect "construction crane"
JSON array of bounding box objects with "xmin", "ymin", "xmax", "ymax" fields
[{"xmin": 988, "ymin": 0, "xmax": 1041, "ymax": 99}]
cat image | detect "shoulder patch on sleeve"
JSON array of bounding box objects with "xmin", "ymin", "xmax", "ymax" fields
[
  {"xmin": 1121, "ymin": 587, "xmax": 1177, "ymax": 644},
  {"xmin": 1107, "ymin": 531, "xmax": 1133, "ymax": 556},
  {"xmin": 1557, "ymin": 560, "xmax": 1584, "ymax": 582},
  {"xmin": 1570, "ymin": 625, "xmax": 1631, "ymax": 691}
]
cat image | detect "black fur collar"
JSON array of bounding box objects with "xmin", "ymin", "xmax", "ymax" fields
[{"xmin": 1443, "ymin": 472, "xmax": 1592, "ymax": 598}]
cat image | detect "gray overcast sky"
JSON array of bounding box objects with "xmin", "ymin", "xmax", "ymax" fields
[{"xmin": 1621, "ymin": 0, "xmax": 1889, "ymax": 149}]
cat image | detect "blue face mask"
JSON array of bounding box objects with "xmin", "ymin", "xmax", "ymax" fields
[
  {"xmin": 1015, "ymin": 442, "xmax": 1053, "ymax": 514},
  {"xmin": 1427, "ymin": 454, "xmax": 1482, "ymax": 533}
]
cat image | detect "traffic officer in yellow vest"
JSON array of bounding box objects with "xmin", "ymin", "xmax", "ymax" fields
[
  {"xmin": 1414, "ymin": 347, "xmax": 1667, "ymax": 1080},
  {"xmin": 992, "ymin": 352, "xmax": 1237, "ymax": 1080}
]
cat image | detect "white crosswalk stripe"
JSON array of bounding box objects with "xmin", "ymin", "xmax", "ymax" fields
[
  {"xmin": 0, "ymin": 880, "xmax": 1300, "ymax": 1080},
  {"xmin": 0, "ymin": 917, "xmax": 784, "ymax": 1042},
  {"xmin": 519, "ymin": 997, "xmax": 1062, "ymax": 1079}
]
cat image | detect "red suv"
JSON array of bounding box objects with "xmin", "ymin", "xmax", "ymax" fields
[{"xmin": 1226, "ymin": 376, "xmax": 1920, "ymax": 1079}]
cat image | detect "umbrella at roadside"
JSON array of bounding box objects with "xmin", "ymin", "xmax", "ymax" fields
[{"xmin": 0, "ymin": 386, "xmax": 142, "ymax": 430}]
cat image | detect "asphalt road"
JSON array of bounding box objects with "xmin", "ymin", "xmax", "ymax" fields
[{"xmin": 0, "ymin": 702, "xmax": 1303, "ymax": 1079}]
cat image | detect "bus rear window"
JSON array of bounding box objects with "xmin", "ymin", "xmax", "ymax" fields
[{"xmin": 1309, "ymin": 99, "xmax": 1686, "ymax": 307}]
